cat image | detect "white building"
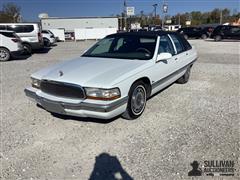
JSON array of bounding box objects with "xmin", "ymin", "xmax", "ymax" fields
[
  {"xmin": 41, "ymin": 17, "xmax": 119, "ymax": 32},
  {"xmin": 40, "ymin": 16, "xmax": 119, "ymax": 41}
]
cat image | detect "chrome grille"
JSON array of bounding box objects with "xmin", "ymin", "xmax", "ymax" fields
[{"xmin": 40, "ymin": 80, "xmax": 85, "ymax": 99}]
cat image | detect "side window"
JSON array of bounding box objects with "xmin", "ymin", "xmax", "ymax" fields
[
  {"xmin": 231, "ymin": 27, "xmax": 240, "ymax": 34},
  {"xmin": 7, "ymin": 25, "xmax": 34, "ymax": 33},
  {"xmin": 170, "ymin": 34, "xmax": 184, "ymax": 54},
  {"xmin": 0, "ymin": 25, "xmax": 6, "ymax": 30},
  {"xmin": 158, "ymin": 35, "xmax": 175, "ymax": 55}
]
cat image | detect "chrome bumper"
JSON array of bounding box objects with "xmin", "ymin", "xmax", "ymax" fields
[{"xmin": 24, "ymin": 88, "xmax": 128, "ymax": 113}]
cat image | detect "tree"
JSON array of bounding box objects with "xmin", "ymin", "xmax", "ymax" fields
[{"xmin": 0, "ymin": 3, "xmax": 21, "ymax": 23}]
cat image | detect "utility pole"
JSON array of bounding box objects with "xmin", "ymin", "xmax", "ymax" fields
[
  {"xmin": 178, "ymin": 14, "xmax": 180, "ymax": 25},
  {"xmin": 153, "ymin": 4, "xmax": 158, "ymax": 18},
  {"xmin": 153, "ymin": 4, "xmax": 158, "ymax": 25},
  {"xmin": 220, "ymin": 9, "xmax": 223, "ymax": 24},
  {"xmin": 124, "ymin": 0, "xmax": 127, "ymax": 31}
]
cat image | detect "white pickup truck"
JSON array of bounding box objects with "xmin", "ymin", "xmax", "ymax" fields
[{"xmin": 25, "ymin": 31, "xmax": 197, "ymax": 120}]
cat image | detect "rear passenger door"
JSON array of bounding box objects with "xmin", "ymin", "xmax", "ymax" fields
[
  {"xmin": 169, "ymin": 34, "xmax": 191, "ymax": 69},
  {"xmin": 151, "ymin": 35, "xmax": 177, "ymax": 92}
]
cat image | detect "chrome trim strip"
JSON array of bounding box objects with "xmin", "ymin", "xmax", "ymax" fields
[
  {"xmin": 152, "ymin": 59, "xmax": 197, "ymax": 89},
  {"xmin": 24, "ymin": 88, "xmax": 128, "ymax": 113}
]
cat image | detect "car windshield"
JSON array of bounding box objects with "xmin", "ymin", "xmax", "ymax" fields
[{"xmin": 82, "ymin": 35, "xmax": 157, "ymax": 60}]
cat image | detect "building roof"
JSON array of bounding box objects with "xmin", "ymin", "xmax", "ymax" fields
[{"xmin": 41, "ymin": 16, "xmax": 118, "ymax": 20}]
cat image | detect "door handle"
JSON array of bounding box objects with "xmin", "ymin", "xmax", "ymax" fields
[
  {"xmin": 186, "ymin": 53, "xmax": 189, "ymax": 55},
  {"xmin": 175, "ymin": 58, "xmax": 178, "ymax": 60}
]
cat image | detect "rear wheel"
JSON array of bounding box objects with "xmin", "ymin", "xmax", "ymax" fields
[
  {"xmin": 177, "ymin": 66, "xmax": 191, "ymax": 84},
  {"xmin": 215, "ymin": 35, "xmax": 222, "ymax": 41},
  {"xmin": 122, "ymin": 81, "xmax": 147, "ymax": 120},
  {"xmin": 0, "ymin": 47, "xmax": 10, "ymax": 61},
  {"xmin": 23, "ymin": 43, "xmax": 32, "ymax": 54}
]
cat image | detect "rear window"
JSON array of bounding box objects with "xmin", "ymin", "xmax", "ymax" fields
[
  {"xmin": 7, "ymin": 25, "xmax": 34, "ymax": 33},
  {"xmin": 0, "ymin": 31, "xmax": 17, "ymax": 38},
  {"xmin": 0, "ymin": 25, "xmax": 6, "ymax": 30}
]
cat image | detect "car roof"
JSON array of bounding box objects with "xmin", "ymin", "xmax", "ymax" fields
[{"xmin": 108, "ymin": 31, "xmax": 179, "ymax": 38}]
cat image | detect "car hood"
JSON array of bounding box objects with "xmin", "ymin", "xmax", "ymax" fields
[{"xmin": 32, "ymin": 57, "xmax": 151, "ymax": 88}]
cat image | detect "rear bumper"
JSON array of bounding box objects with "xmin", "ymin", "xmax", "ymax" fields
[
  {"xmin": 24, "ymin": 87, "xmax": 128, "ymax": 119},
  {"xmin": 29, "ymin": 42, "xmax": 44, "ymax": 50}
]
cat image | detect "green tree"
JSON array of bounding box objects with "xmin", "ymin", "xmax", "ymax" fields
[{"xmin": 0, "ymin": 3, "xmax": 21, "ymax": 23}]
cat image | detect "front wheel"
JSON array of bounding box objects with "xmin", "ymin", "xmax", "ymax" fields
[
  {"xmin": 0, "ymin": 47, "xmax": 10, "ymax": 61},
  {"xmin": 23, "ymin": 44, "xmax": 32, "ymax": 54},
  {"xmin": 44, "ymin": 38, "xmax": 51, "ymax": 47},
  {"xmin": 122, "ymin": 81, "xmax": 147, "ymax": 120},
  {"xmin": 201, "ymin": 34, "xmax": 207, "ymax": 39},
  {"xmin": 184, "ymin": 34, "xmax": 188, "ymax": 40}
]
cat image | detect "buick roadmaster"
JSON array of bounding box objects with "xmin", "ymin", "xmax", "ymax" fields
[{"xmin": 25, "ymin": 32, "xmax": 197, "ymax": 120}]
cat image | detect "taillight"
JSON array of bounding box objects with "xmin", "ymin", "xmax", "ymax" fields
[
  {"xmin": 38, "ymin": 32, "xmax": 43, "ymax": 42},
  {"xmin": 11, "ymin": 38, "xmax": 20, "ymax": 43}
]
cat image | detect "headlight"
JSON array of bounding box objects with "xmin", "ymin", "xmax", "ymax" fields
[
  {"xmin": 84, "ymin": 87, "xmax": 121, "ymax": 100},
  {"xmin": 31, "ymin": 78, "xmax": 41, "ymax": 89}
]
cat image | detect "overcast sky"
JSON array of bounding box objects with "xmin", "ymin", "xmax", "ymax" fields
[{"xmin": 1, "ymin": 0, "xmax": 239, "ymax": 22}]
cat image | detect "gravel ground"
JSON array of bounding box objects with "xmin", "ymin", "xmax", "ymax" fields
[{"xmin": 1, "ymin": 39, "xmax": 239, "ymax": 180}]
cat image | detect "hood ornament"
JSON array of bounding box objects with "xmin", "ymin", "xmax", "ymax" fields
[{"xmin": 59, "ymin": 70, "xmax": 63, "ymax": 77}]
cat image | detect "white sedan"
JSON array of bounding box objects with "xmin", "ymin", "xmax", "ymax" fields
[{"xmin": 25, "ymin": 31, "xmax": 197, "ymax": 120}]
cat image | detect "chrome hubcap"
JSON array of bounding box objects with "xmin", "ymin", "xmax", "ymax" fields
[
  {"xmin": 0, "ymin": 50, "xmax": 8, "ymax": 60},
  {"xmin": 131, "ymin": 85, "xmax": 146, "ymax": 115}
]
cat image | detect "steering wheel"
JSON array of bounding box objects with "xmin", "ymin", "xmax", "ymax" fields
[{"xmin": 136, "ymin": 48, "xmax": 151, "ymax": 55}]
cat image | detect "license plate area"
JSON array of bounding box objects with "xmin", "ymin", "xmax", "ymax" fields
[{"xmin": 40, "ymin": 98, "xmax": 65, "ymax": 114}]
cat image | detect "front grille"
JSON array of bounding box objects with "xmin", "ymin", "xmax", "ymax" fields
[{"xmin": 40, "ymin": 80, "xmax": 85, "ymax": 99}]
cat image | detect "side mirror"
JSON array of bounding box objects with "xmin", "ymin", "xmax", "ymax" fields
[{"xmin": 156, "ymin": 53, "xmax": 172, "ymax": 62}]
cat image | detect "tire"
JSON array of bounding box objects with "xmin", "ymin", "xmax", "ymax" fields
[
  {"xmin": 177, "ymin": 66, "xmax": 191, "ymax": 84},
  {"xmin": 201, "ymin": 34, "xmax": 207, "ymax": 39},
  {"xmin": 215, "ymin": 35, "xmax": 222, "ymax": 41},
  {"xmin": 0, "ymin": 47, "xmax": 10, "ymax": 61},
  {"xmin": 122, "ymin": 81, "xmax": 147, "ymax": 120},
  {"xmin": 44, "ymin": 38, "xmax": 51, "ymax": 47},
  {"xmin": 184, "ymin": 34, "xmax": 188, "ymax": 40},
  {"xmin": 23, "ymin": 43, "xmax": 32, "ymax": 54}
]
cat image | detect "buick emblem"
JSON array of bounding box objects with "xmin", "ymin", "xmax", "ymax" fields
[{"xmin": 59, "ymin": 70, "xmax": 63, "ymax": 77}]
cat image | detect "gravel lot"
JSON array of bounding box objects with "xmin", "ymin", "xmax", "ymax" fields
[{"xmin": 1, "ymin": 39, "xmax": 239, "ymax": 180}]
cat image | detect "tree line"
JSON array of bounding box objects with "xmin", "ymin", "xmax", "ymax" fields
[{"xmin": 119, "ymin": 8, "xmax": 239, "ymax": 28}]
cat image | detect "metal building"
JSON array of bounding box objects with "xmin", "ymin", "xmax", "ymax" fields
[{"xmin": 41, "ymin": 17, "xmax": 119, "ymax": 32}]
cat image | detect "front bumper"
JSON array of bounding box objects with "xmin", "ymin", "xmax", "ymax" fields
[
  {"xmin": 10, "ymin": 49, "xmax": 24, "ymax": 57},
  {"xmin": 24, "ymin": 87, "xmax": 128, "ymax": 119}
]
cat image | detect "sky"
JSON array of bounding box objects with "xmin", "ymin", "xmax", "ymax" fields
[{"xmin": 1, "ymin": 0, "xmax": 239, "ymax": 22}]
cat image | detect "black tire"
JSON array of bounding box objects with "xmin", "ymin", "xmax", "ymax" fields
[
  {"xmin": 122, "ymin": 81, "xmax": 147, "ymax": 120},
  {"xmin": 44, "ymin": 38, "xmax": 51, "ymax": 47},
  {"xmin": 184, "ymin": 34, "xmax": 188, "ymax": 40},
  {"xmin": 0, "ymin": 47, "xmax": 10, "ymax": 61},
  {"xmin": 23, "ymin": 43, "xmax": 32, "ymax": 54},
  {"xmin": 201, "ymin": 34, "xmax": 207, "ymax": 39},
  {"xmin": 215, "ymin": 35, "xmax": 222, "ymax": 41},
  {"xmin": 177, "ymin": 66, "xmax": 191, "ymax": 84}
]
